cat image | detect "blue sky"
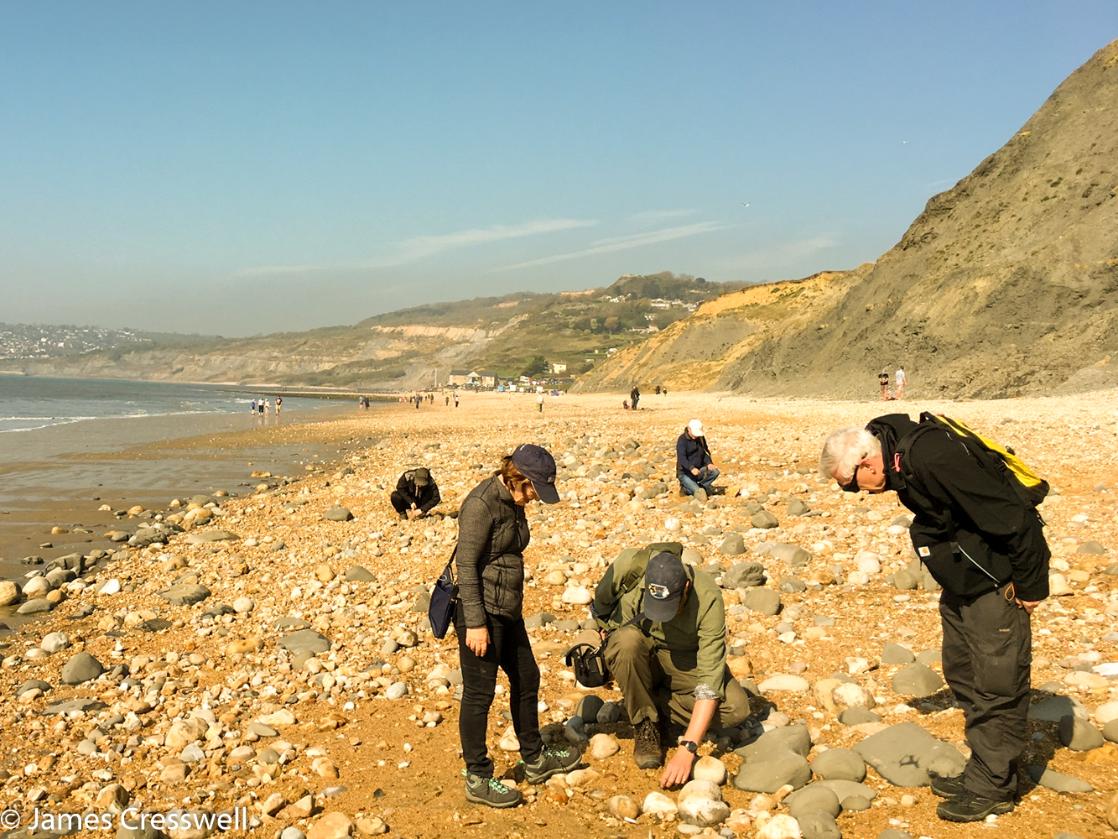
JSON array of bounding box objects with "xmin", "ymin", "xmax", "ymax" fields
[{"xmin": 1, "ymin": 2, "xmax": 1114, "ymax": 336}]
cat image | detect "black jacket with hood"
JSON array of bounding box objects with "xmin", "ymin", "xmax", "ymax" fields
[{"xmin": 866, "ymin": 414, "xmax": 1050, "ymax": 601}]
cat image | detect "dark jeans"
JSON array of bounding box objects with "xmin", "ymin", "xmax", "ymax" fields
[
  {"xmin": 940, "ymin": 584, "xmax": 1032, "ymax": 801},
  {"xmin": 454, "ymin": 605, "xmax": 542, "ymax": 777}
]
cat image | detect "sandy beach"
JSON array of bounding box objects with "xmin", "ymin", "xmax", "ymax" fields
[{"xmin": 0, "ymin": 390, "xmax": 1116, "ymax": 838}]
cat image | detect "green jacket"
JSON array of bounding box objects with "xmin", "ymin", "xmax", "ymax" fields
[{"xmin": 591, "ymin": 542, "xmax": 730, "ymax": 702}]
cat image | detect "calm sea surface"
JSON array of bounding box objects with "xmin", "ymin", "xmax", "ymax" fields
[{"xmin": 0, "ymin": 374, "xmax": 330, "ymax": 434}]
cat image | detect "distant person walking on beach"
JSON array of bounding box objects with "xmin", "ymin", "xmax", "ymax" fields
[
  {"xmin": 895, "ymin": 367, "xmax": 907, "ymax": 399},
  {"xmin": 454, "ymin": 444, "xmax": 580, "ymax": 807},
  {"xmin": 390, "ymin": 467, "xmax": 441, "ymax": 520},
  {"xmin": 454, "ymin": 392, "xmax": 460, "ymax": 408},
  {"xmin": 536, "ymin": 391, "xmax": 544, "ymax": 413},
  {"xmin": 676, "ymin": 419, "xmax": 719, "ymax": 501},
  {"xmin": 630, "ymin": 385, "xmax": 641, "ymax": 410},
  {"xmin": 275, "ymin": 396, "xmax": 282, "ymax": 415},
  {"xmin": 879, "ymin": 369, "xmax": 891, "ymax": 400},
  {"xmin": 257, "ymin": 398, "xmax": 265, "ymax": 416},
  {"xmin": 250, "ymin": 399, "xmax": 257, "ymax": 414},
  {"xmin": 445, "ymin": 393, "xmax": 450, "ymax": 406}
]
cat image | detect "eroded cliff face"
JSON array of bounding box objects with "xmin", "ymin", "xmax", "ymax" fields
[{"xmin": 581, "ymin": 41, "xmax": 1118, "ymax": 398}]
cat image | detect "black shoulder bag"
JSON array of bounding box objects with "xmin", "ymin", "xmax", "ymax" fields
[{"xmin": 428, "ymin": 551, "xmax": 458, "ymax": 639}]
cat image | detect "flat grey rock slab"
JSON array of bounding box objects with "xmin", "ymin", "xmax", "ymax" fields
[
  {"xmin": 43, "ymin": 697, "xmax": 107, "ymax": 715},
  {"xmin": 279, "ymin": 629, "xmax": 331, "ymax": 656},
  {"xmin": 158, "ymin": 584, "xmax": 211, "ymax": 606},
  {"xmin": 891, "ymin": 662, "xmax": 945, "ymax": 698},
  {"xmin": 737, "ymin": 723, "xmax": 812, "ymax": 760},
  {"xmin": 880, "ymin": 643, "xmax": 915, "ymax": 665},
  {"xmin": 1026, "ymin": 765, "xmax": 1093, "ymax": 793},
  {"xmin": 854, "ymin": 721, "xmax": 965, "ymax": 787},
  {"xmin": 185, "ymin": 529, "xmax": 239, "ymax": 543},
  {"xmin": 769, "ymin": 543, "xmax": 812, "ymax": 567},
  {"xmin": 1029, "ymin": 694, "xmax": 1076, "ymax": 722},
  {"xmin": 324, "ymin": 506, "xmax": 354, "ymax": 522},
  {"xmin": 732, "ymin": 747, "xmax": 810, "ymax": 793},
  {"xmin": 344, "ymin": 565, "xmax": 375, "ymax": 581}
]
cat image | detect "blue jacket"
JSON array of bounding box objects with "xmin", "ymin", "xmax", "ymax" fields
[{"xmin": 676, "ymin": 430, "xmax": 712, "ymax": 478}]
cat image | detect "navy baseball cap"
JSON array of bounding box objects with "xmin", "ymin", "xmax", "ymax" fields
[
  {"xmin": 641, "ymin": 551, "xmax": 689, "ymax": 621},
  {"xmin": 511, "ymin": 444, "xmax": 560, "ymax": 504}
]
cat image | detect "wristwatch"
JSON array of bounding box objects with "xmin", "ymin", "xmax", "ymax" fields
[{"xmin": 677, "ymin": 738, "xmax": 699, "ymax": 754}]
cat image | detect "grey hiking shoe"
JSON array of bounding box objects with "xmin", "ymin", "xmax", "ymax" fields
[
  {"xmin": 463, "ymin": 771, "xmax": 522, "ymax": 808},
  {"xmin": 633, "ymin": 718, "xmax": 662, "ymax": 769},
  {"xmin": 522, "ymin": 745, "xmax": 583, "ymax": 783}
]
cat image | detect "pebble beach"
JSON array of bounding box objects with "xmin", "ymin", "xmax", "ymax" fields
[{"xmin": 1, "ymin": 390, "xmax": 1117, "ymax": 839}]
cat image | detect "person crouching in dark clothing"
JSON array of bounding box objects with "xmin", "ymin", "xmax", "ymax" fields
[
  {"xmin": 390, "ymin": 467, "xmax": 441, "ymax": 520},
  {"xmin": 820, "ymin": 414, "xmax": 1050, "ymax": 824}
]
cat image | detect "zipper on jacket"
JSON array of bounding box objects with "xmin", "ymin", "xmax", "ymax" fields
[{"xmin": 954, "ymin": 542, "xmax": 1001, "ymax": 585}]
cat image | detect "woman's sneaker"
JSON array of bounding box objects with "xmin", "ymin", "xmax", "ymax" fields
[
  {"xmin": 463, "ymin": 771, "xmax": 522, "ymax": 808},
  {"xmin": 522, "ymin": 745, "xmax": 583, "ymax": 784}
]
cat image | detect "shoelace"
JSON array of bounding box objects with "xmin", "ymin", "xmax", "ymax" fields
[{"xmin": 463, "ymin": 769, "xmax": 512, "ymax": 794}]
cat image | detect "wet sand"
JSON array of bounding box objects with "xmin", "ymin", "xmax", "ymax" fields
[{"xmin": 0, "ymin": 406, "xmax": 362, "ymax": 584}]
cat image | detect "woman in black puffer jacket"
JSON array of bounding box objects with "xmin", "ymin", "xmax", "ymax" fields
[{"xmin": 453, "ymin": 443, "xmax": 582, "ymax": 808}]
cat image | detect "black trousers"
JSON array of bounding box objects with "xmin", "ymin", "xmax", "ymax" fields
[
  {"xmin": 454, "ymin": 605, "xmax": 542, "ymax": 777},
  {"xmin": 939, "ymin": 584, "xmax": 1032, "ymax": 801},
  {"xmin": 389, "ymin": 492, "xmax": 410, "ymax": 516}
]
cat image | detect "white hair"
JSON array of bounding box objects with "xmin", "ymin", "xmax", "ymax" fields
[{"xmin": 819, "ymin": 427, "xmax": 881, "ymax": 482}]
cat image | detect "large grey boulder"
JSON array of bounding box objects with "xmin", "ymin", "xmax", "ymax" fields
[
  {"xmin": 810, "ymin": 748, "xmax": 866, "ymax": 782},
  {"xmin": 741, "ymin": 588, "xmax": 781, "ymax": 616},
  {"xmin": 785, "ymin": 784, "xmax": 841, "ymax": 819},
  {"xmin": 1058, "ymin": 716, "xmax": 1105, "ymax": 751},
  {"xmin": 853, "ymin": 722, "xmax": 965, "ymax": 787},
  {"xmin": 324, "ymin": 506, "xmax": 354, "ymax": 522},
  {"xmin": 719, "ymin": 533, "xmax": 746, "ymax": 555},
  {"xmin": 751, "ymin": 510, "xmax": 779, "ymax": 529},
  {"xmin": 61, "ymin": 652, "xmax": 104, "ymax": 685},
  {"xmin": 769, "ymin": 543, "xmax": 812, "ymax": 567},
  {"xmin": 722, "ymin": 561, "xmax": 765, "ymax": 588}
]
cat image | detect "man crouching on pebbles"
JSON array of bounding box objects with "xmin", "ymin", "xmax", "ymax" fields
[
  {"xmin": 820, "ymin": 415, "xmax": 1050, "ymax": 823},
  {"xmin": 591, "ymin": 543, "xmax": 751, "ymax": 787}
]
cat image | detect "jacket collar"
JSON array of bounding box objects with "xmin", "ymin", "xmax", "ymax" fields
[{"xmin": 865, "ymin": 413, "xmax": 920, "ymax": 492}]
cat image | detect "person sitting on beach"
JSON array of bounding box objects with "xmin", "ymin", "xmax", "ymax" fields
[
  {"xmin": 454, "ymin": 444, "xmax": 581, "ymax": 807},
  {"xmin": 390, "ymin": 467, "xmax": 442, "ymax": 520},
  {"xmin": 591, "ymin": 543, "xmax": 751, "ymax": 783},
  {"xmin": 676, "ymin": 419, "xmax": 719, "ymax": 501}
]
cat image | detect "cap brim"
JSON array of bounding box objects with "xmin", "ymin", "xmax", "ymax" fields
[
  {"xmin": 531, "ymin": 479, "xmax": 560, "ymax": 504},
  {"xmin": 640, "ymin": 591, "xmax": 681, "ymax": 622}
]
